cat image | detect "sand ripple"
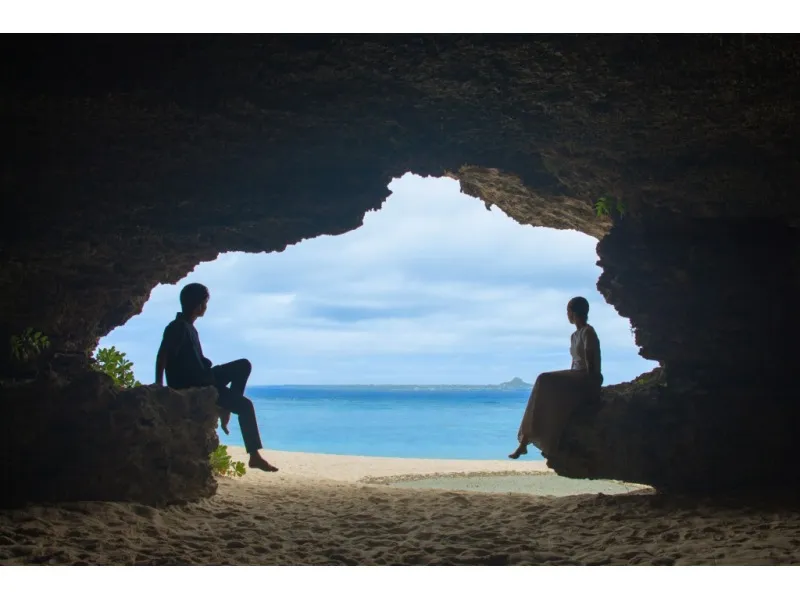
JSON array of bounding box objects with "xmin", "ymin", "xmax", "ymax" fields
[{"xmin": 3, "ymin": 474, "xmax": 800, "ymax": 565}]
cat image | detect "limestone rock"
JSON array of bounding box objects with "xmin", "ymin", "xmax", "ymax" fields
[
  {"xmin": 550, "ymin": 368, "xmax": 800, "ymax": 493},
  {"xmin": 0, "ymin": 372, "xmax": 219, "ymax": 507}
]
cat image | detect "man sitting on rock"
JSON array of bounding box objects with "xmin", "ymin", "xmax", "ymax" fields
[{"xmin": 155, "ymin": 282, "xmax": 278, "ymax": 473}]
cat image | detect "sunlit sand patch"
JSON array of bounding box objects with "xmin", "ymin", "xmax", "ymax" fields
[{"xmin": 362, "ymin": 470, "xmax": 651, "ymax": 497}]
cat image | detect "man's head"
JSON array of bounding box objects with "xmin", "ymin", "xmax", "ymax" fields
[{"xmin": 180, "ymin": 283, "xmax": 210, "ymax": 318}]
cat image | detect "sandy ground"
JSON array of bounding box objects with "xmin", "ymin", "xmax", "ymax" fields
[
  {"xmin": 2, "ymin": 449, "xmax": 800, "ymax": 565},
  {"xmin": 228, "ymin": 447, "xmax": 552, "ymax": 482}
]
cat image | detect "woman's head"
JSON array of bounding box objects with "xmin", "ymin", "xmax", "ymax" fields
[
  {"xmin": 567, "ymin": 296, "xmax": 590, "ymax": 324},
  {"xmin": 180, "ymin": 283, "xmax": 210, "ymax": 317}
]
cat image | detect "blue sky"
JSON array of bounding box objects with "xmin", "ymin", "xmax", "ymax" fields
[{"xmin": 101, "ymin": 174, "xmax": 656, "ymax": 385}]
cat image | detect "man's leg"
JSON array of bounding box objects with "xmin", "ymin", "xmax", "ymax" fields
[
  {"xmin": 210, "ymin": 359, "xmax": 252, "ymax": 434},
  {"xmin": 210, "ymin": 359, "xmax": 251, "ymax": 396},
  {"xmin": 216, "ymin": 387, "xmax": 278, "ymax": 473}
]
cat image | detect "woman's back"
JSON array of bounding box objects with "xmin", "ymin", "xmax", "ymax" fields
[{"xmin": 570, "ymin": 325, "xmax": 602, "ymax": 376}]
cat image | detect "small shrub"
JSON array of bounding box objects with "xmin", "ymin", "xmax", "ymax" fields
[
  {"xmin": 633, "ymin": 368, "xmax": 667, "ymax": 388},
  {"xmin": 93, "ymin": 346, "xmax": 140, "ymax": 389},
  {"xmin": 9, "ymin": 328, "xmax": 50, "ymax": 363},
  {"xmin": 210, "ymin": 445, "xmax": 247, "ymax": 478},
  {"xmin": 595, "ymin": 196, "xmax": 626, "ymax": 219}
]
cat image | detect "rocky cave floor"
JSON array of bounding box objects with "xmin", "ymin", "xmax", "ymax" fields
[{"xmin": 2, "ymin": 478, "xmax": 800, "ymax": 566}]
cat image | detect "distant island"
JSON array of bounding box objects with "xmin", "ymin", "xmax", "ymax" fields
[
  {"xmin": 495, "ymin": 377, "xmax": 533, "ymax": 390},
  {"xmin": 268, "ymin": 378, "xmax": 533, "ymax": 391}
]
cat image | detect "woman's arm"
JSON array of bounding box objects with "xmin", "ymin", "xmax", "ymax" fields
[{"xmin": 583, "ymin": 327, "xmax": 600, "ymax": 375}]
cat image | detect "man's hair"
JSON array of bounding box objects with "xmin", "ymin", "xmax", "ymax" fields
[
  {"xmin": 180, "ymin": 283, "xmax": 210, "ymax": 314},
  {"xmin": 568, "ymin": 296, "xmax": 590, "ymax": 320}
]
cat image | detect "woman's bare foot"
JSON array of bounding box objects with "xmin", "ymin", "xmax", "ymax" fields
[
  {"xmin": 219, "ymin": 410, "xmax": 231, "ymax": 435},
  {"xmin": 248, "ymin": 453, "xmax": 279, "ymax": 473},
  {"xmin": 508, "ymin": 444, "xmax": 528, "ymax": 459}
]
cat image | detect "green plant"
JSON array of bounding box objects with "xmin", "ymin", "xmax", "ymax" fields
[
  {"xmin": 595, "ymin": 196, "xmax": 626, "ymax": 219},
  {"xmin": 210, "ymin": 445, "xmax": 247, "ymax": 478},
  {"xmin": 93, "ymin": 346, "xmax": 140, "ymax": 389},
  {"xmin": 10, "ymin": 328, "xmax": 50, "ymax": 363},
  {"xmin": 633, "ymin": 367, "xmax": 667, "ymax": 388}
]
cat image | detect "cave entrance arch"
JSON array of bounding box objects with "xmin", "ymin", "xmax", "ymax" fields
[
  {"xmin": 97, "ymin": 172, "xmax": 653, "ymax": 461},
  {"xmin": 5, "ymin": 35, "xmax": 800, "ymax": 502}
]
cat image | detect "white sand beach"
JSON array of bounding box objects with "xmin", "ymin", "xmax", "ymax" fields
[
  {"xmin": 2, "ymin": 448, "xmax": 800, "ymax": 565},
  {"xmin": 227, "ymin": 447, "xmax": 552, "ymax": 482}
]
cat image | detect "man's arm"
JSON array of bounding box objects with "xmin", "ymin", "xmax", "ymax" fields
[
  {"xmin": 155, "ymin": 347, "xmax": 168, "ymax": 386},
  {"xmin": 155, "ymin": 323, "xmax": 184, "ymax": 385},
  {"xmin": 193, "ymin": 336, "xmax": 214, "ymax": 385}
]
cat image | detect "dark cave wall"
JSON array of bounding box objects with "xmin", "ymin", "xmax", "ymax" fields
[
  {"xmin": 5, "ymin": 35, "xmax": 800, "ymax": 359},
  {"xmin": 597, "ymin": 213, "xmax": 799, "ymax": 376},
  {"xmin": 551, "ymin": 210, "xmax": 800, "ymax": 491},
  {"xmin": 3, "ymin": 35, "xmax": 800, "ymax": 498}
]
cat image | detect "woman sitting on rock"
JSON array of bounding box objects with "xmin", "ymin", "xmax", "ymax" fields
[{"xmin": 509, "ymin": 296, "xmax": 603, "ymax": 460}]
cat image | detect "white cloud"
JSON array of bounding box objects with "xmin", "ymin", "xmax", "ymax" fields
[{"xmin": 102, "ymin": 173, "xmax": 655, "ymax": 385}]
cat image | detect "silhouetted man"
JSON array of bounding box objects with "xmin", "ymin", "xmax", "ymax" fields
[{"xmin": 155, "ymin": 283, "xmax": 278, "ymax": 473}]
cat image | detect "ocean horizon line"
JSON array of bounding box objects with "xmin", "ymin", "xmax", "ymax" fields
[
  {"xmin": 249, "ymin": 384, "xmax": 531, "ymax": 387},
  {"xmin": 247, "ymin": 380, "xmax": 533, "ymax": 389}
]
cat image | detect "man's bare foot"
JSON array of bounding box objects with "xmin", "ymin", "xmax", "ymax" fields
[
  {"xmin": 219, "ymin": 410, "xmax": 231, "ymax": 435},
  {"xmin": 248, "ymin": 453, "xmax": 279, "ymax": 473},
  {"xmin": 508, "ymin": 445, "xmax": 528, "ymax": 459}
]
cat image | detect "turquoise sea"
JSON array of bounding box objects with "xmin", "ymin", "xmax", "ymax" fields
[{"xmin": 218, "ymin": 385, "xmax": 544, "ymax": 460}]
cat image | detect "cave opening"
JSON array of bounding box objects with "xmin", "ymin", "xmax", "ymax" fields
[
  {"xmin": 4, "ymin": 28, "xmax": 800, "ymax": 567},
  {"xmin": 96, "ymin": 173, "xmax": 654, "ymax": 460},
  {"xmin": 5, "ymin": 35, "xmax": 800, "ymax": 507}
]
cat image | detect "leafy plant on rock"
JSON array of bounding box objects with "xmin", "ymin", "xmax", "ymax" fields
[
  {"xmin": 595, "ymin": 196, "xmax": 627, "ymax": 219},
  {"xmin": 210, "ymin": 445, "xmax": 247, "ymax": 478},
  {"xmin": 93, "ymin": 346, "xmax": 140, "ymax": 389},
  {"xmin": 9, "ymin": 327, "xmax": 50, "ymax": 363},
  {"xmin": 91, "ymin": 347, "xmax": 246, "ymax": 478}
]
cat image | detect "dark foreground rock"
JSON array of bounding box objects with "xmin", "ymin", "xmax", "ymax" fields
[
  {"xmin": 0, "ymin": 372, "xmax": 219, "ymax": 507},
  {"xmin": 550, "ymin": 368, "xmax": 800, "ymax": 493}
]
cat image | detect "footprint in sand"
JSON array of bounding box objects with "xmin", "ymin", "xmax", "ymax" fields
[
  {"xmin": 213, "ymin": 510, "xmax": 238, "ymax": 519},
  {"xmin": 16, "ymin": 525, "xmax": 48, "ymax": 538},
  {"xmin": 650, "ymin": 556, "xmax": 676, "ymax": 565},
  {"xmin": 225, "ymin": 540, "xmax": 247, "ymax": 549},
  {"xmin": 131, "ymin": 505, "xmax": 160, "ymax": 520}
]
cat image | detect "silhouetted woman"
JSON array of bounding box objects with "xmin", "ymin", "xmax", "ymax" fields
[{"xmin": 509, "ymin": 296, "xmax": 603, "ymax": 460}]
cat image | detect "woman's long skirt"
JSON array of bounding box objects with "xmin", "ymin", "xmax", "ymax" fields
[{"xmin": 517, "ymin": 369, "xmax": 602, "ymax": 455}]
